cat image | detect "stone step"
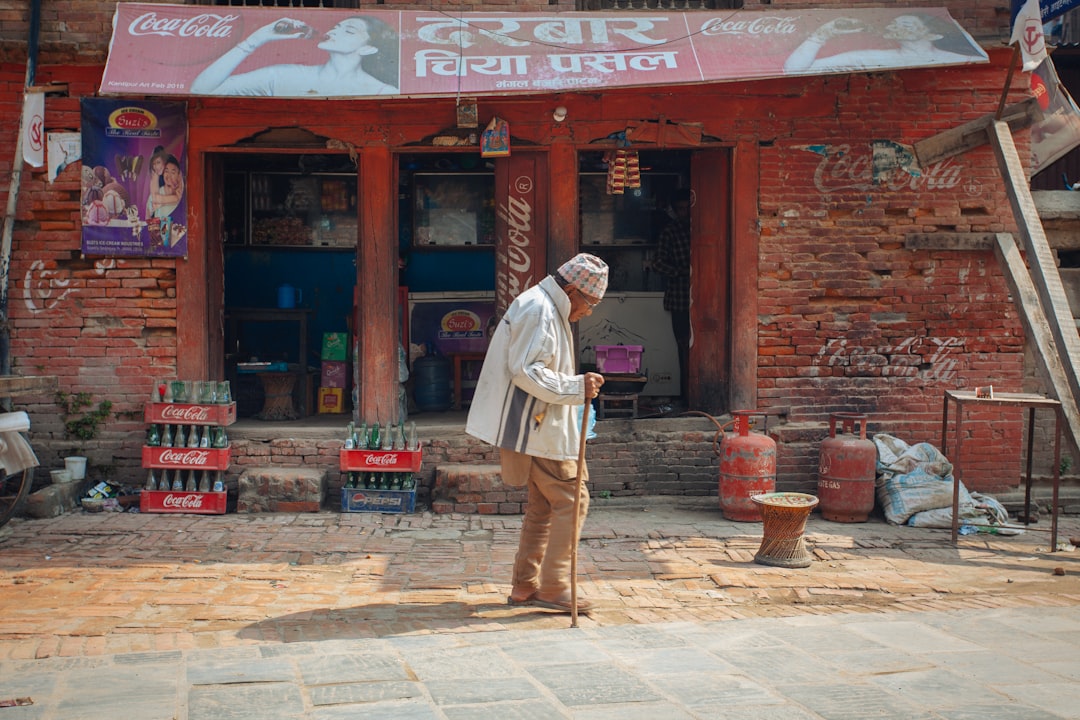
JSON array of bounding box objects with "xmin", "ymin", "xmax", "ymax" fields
[
  {"xmin": 432, "ymin": 463, "xmax": 525, "ymax": 515},
  {"xmin": 237, "ymin": 466, "xmax": 326, "ymax": 513}
]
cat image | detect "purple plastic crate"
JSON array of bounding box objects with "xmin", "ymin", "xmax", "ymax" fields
[{"xmin": 595, "ymin": 345, "xmax": 643, "ymax": 375}]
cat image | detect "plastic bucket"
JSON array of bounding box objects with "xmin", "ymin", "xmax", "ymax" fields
[
  {"xmin": 65, "ymin": 456, "xmax": 87, "ymax": 481},
  {"xmin": 50, "ymin": 469, "xmax": 73, "ymax": 484}
]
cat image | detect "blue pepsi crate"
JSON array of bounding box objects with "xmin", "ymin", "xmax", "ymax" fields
[{"xmin": 340, "ymin": 486, "xmax": 416, "ymax": 514}]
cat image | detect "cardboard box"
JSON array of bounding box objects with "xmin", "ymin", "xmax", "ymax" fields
[
  {"xmin": 318, "ymin": 387, "xmax": 345, "ymax": 413},
  {"xmin": 321, "ymin": 360, "xmax": 347, "ymax": 389},
  {"xmin": 322, "ymin": 332, "xmax": 349, "ymax": 361},
  {"xmin": 341, "ymin": 487, "xmax": 416, "ymax": 514}
]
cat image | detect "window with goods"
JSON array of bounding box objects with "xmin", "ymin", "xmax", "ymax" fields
[
  {"xmin": 140, "ymin": 380, "xmax": 237, "ymax": 515},
  {"xmin": 339, "ymin": 419, "xmax": 421, "ymax": 514}
]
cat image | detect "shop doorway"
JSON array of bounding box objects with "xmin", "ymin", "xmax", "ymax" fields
[
  {"xmin": 217, "ymin": 152, "xmax": 359, "ymax": 420},
  {"xmin": 576, "ymin": 149, "xmax": 692, "ymax": 409},
  {"xmin": 397, "ymin": 152, "xmax": 497, "ymax": 414}
]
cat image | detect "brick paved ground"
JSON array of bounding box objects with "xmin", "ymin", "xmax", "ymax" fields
[{"xmin": 0, "ymin": 498, "xmax": 1078, "ymax": 663}]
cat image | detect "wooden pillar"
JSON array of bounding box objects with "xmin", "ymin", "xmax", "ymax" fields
[
  {"xmin": 548, "ymin": 142, "xmax": 578, "ymax": 271},
  {"xmin": 730, "ymin": 140, "xmax": 759, "ymax": 412},
  {"xmin": 176, "ymin": 150, "xmax": 210, "ymax": 381},
  {"xmin": 690, "ymin": 149, "xmax": 731, "ymax": 413},
  {"xmin": 356, "ymin": 145, "xmax": 399, "ymax": 423}
]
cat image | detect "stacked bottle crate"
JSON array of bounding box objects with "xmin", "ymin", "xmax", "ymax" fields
[
  {"xmin": 140, "ymin": 380, "xmax": 235, "ymax": 515},
  {"xmin": 339, "ymin": 420, "xmax": 421, "ymax": 513}
]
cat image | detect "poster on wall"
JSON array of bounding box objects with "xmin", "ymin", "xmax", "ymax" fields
[{"xmin": 80, "ymin": 98, "xmax": 188, "ymax": 257}]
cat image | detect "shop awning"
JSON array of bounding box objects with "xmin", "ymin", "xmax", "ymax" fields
[{"xmin": 100, "ymin": 4, "xmax": 988, "ymax": 100}]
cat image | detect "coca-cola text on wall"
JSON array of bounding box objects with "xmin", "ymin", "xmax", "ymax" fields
[{"xmin": 496, "ymin": 178, "xmax": 535, "ymax": 312}]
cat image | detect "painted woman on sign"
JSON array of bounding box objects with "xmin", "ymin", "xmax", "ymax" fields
[
  {"xmin": 190, "ymin": 16, "xmax": 399, "ymax": 97},
  {"xmin": 783, "ymin": 13, "xmax": 984, "ymax": 74}
]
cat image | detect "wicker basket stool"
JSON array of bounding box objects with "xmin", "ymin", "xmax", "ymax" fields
[{"xmin": 751, "ymin": 492, "xmax": 819, "ymax": 568}]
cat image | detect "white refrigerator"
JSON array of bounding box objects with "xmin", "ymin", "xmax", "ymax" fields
[{"xmin": 578, "ymin": 291, "xmax": 679, "ymax": 396}]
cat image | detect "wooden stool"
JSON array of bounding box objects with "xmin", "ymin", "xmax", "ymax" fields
[{"xmin": 597, "ymin": 393, "xmax": 637, "ymax": 420}]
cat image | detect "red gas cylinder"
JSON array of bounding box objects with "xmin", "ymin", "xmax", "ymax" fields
[
  {"xmin": 817, "ymin": 412, "xmax": 877, "ymax": 523},
  {"xmin": 718, "ymin": 410, "xmax": 777, "ymax": 522}
]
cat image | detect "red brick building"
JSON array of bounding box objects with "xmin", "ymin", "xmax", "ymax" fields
[{"xmin": 0, "ymin": 1, "xmax": 1059, "ymax": 502}]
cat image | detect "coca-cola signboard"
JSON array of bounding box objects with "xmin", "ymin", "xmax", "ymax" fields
[
  {"xmin": 141, "ymin": 490, "xmax": 227, "ymax": 515},
  {"xmin": 101, "ymin": 4, "xmax": 986, "ymax": 100},
  {"xmin": 340, "ymin": 449, "xmax": 422, "ymax": 472}
]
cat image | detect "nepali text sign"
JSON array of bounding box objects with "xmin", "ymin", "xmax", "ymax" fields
[{"xmin": 100, "ymin": 5, "xmax": 987, "ymax": 100}]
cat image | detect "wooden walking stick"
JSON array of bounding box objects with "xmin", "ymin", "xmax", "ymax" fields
[{"xmin": 570, "ymin": 398, "xmax": 590, "ymax": 628}]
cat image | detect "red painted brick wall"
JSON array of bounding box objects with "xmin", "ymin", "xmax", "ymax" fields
[{"xmin": 0, "ymin": 1, "xmax": 1051, "ymax": 495}]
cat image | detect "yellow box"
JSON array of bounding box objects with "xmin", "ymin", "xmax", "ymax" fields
[{"xmin": 318, "ymin": 387, "xmax": 345, "ymax": 414}]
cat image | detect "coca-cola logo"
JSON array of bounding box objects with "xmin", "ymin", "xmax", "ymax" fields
[
  {"xmin": 497, "ymin": 190, "xmax": 535, "ymax": 312},
  {"xmin": 159, "ymin": 449, "xmax": 212, "ymax": 466},
  {"xmin": 365, "ymin": 454, "xmax": 400, "ymax": 467},
  {"xmin": 162, "ymin": 493, "xmax": 206, "ymax": 509},
  {"xmin": 812, "ymin": 145, "xmax": 965, "ymax": 194},
  {"xmin": 161, "ymin": 405, "xmax": 211, "ymax": 422},
  {"xmin": 700, "ymin": 15, "xmax": 797, "ymax": 37},
  {"xmin": 128, "ymin": 12, "xmax": 238, "ymax": 39}
]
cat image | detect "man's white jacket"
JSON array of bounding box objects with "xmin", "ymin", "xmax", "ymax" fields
[{"xmin": 465, "ymin": 275, "xmax": 586, "ymax": 461}]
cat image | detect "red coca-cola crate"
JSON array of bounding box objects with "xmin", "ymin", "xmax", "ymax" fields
[
  {"xmin": 142, "ymin": 445, "xmax": 231, "ymax": 470},
  {"xmin": 140, "ymin": 490, "xmax": 227, "ymax": 515},
  {"xmin": 339, "ymin": 448, "xmax": 422, "ymax": 472},
  {"xmin": 144, "ymin": 402, "xmax": 237, "ymax": 426}
]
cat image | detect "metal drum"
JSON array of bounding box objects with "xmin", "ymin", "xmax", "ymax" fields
[
  {"xmin": 817, "ymin": 412, "xmax": 876, "ymax": 523},
  {"xmin": 718, "ymin": 410, "xmax": 777, "ymax": 522}
]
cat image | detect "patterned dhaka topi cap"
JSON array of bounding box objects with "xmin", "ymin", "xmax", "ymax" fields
[{"xmin": 556, "ymin": 253, "xmax": 608, "ymax": 299}]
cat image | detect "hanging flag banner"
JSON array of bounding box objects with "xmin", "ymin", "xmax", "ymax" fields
[
  {"xmin": 100, "ymin": 4, "xmax": 988, "ymax": 100},
  {"xmin": 80, "ymin": 98, "xmax": 188, "ymax": 258},
  {"xmin": 1030, "ymin": 57, "xmax": 1080, "ymax": 175},
  {"xmin": 1011, "ymin": 0, "xmax": 1049, "ymax": 71},
  {"xmin": 21, "ymin": 91, "xmax": 44, "ymax": 167}
]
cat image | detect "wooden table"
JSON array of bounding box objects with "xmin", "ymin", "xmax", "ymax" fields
[
  {"xmin": 225, "ymin": 308, "xmax": 311, "ymax": 415},
  {"xmin": 941, "ymin": 390, "xmax": 1062, "ymax": 549},
  {"xmin": 449, "ymin": 352, "xmax": 486, "ymax": 410}
]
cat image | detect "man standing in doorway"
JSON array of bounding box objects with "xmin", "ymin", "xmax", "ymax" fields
[
  {"xmin": 652, "ymin": 188, "xmax": 691, "ymax": 402},
  {"xmin": 466, "ymin": 253, "xmax": 608, "ymax": 612}
]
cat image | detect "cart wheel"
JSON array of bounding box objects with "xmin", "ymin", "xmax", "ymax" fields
[{"xmin": 0, "ymin": 468, "xmax": 32, "ymax": 527}]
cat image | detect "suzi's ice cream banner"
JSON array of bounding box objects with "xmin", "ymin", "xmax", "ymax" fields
[
  {"xmin": 80, "ymin": 98, "xmax": 188, "ymax": 258},
  {"xmin": 100, "ymin": 4, "xmax": 987, "ymax": 100}
]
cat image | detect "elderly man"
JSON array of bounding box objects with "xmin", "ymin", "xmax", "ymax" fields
[{"xmin": 466, "ymin": 253, "xmax": 608, "ymax": 612}]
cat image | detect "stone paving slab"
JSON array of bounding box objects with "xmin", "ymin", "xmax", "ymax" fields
[{"xmin": 0, "ymin": 499, "xmax": 1079, "ymax": 717}]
